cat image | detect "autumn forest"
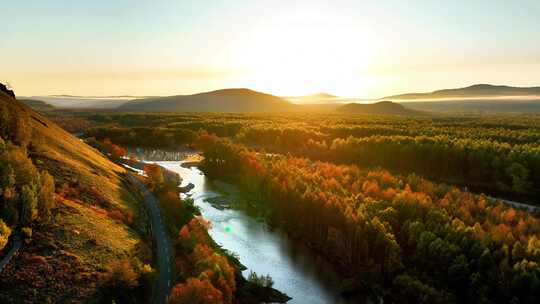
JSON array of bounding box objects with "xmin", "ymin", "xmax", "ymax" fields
[{"xmin": 48, "ymin": 111, "xmax": 540, "ymax": 303}]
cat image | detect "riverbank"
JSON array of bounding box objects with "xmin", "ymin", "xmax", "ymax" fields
[
  {"xmin": 120, "ymin": 155, "xmax": 291, "ymax": 303},
  {"xmin": 160, "ymin": 160, "xmax": 358, "ymax": 304},
  {"xmin": 127, "ymin": 175, "xmax": 173, "ymax": 304},
  {"xmin": 196, "ymin": 165, "xmax": 372, "ymax": 303}
]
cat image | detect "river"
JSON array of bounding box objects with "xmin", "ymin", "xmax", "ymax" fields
[{"xmin": 152, "ymin": 160, "xmax": 359, "ymax": 304}]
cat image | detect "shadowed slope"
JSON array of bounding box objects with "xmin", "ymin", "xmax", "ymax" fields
[{"xmin": 119, "ymin": 88, "xmax": 295, "ymax": 113}]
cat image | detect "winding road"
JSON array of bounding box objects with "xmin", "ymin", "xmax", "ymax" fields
[
  {"xmin": 488, "ymin": 196, "xmax": 539, "ymax": 213},
  {"xmin": 0, "ymin": 234, "xmax": 22, "ymax": 273},
  {"xmin": 128, "ymin": 175, "xmax": 173, "ymax": 304}
]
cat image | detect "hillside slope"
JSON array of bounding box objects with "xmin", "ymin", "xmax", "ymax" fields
[
  {"xmin": 385, "ymin": 84, "xmax": 540, "ymax": 100},
  {"xmin": 0, "ymin": 89, "xmax": 149, "ymax": 302},
  {"xmin": 336, "ymin": 101, "xmax": 421, "ymax": 115},
  {"xmin": 118, "ymin": 88, "xmax": 295, "ymax": 113},
  {"xmin": 20, "ymin": 99, "xmax": 55, "ymax": 112}
]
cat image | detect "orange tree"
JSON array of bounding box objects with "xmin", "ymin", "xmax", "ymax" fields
[{"xmin": 198, "ymin": 136, "xmax": 540, "ymax": 303}]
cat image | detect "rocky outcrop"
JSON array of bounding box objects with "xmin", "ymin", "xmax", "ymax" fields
[
  {"xmin": 0, "ymin": 83, "xmax": 15, "ymax": 98},
  {"xmin": 178, "ymin": 183, "xmax": 195, "ymax": 193}
]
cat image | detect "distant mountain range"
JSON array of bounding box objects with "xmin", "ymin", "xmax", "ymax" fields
[
  {"xmin": 23, "ymin": 84, "xmax": 540, "ymax": 114},
  {"xmin": 385, "ymin": 84, "xmax": 540, "ymax": 100},
  {"xmin": 22, "ymin": 95, "xmax": 131, "ymax": 109},
  {"xmin": 48, "ymin": 94, "xmax": 155, "ymax": 99},
  {"xmin": 336, "ymin": 101, "xmax": 421, "ymax": 116},
  {"xmin": 402, "ymin": 99, "xmax": 540, "ymax": 114},
  {"xmin": 118, "ymin": 88, "xmax": 294, "ymax": 113}
]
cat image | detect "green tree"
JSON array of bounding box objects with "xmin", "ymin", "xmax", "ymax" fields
[
  {"xmin": 393, "ymin": 274, "xmax": 454, "ymax": 304},
  {"xmin": 448, "ymin": 254, "xmax": 470, "ymax": 296},
  {"xmin": 12, "ymin": 113, "xmax": 31, "ymax": 148},
  {"xmin": 20, "ymin": 184, "xmax": 38, "ymax": 225},
  {"xmin": 38, "ymin": 171, "xmax": 55, "ymax": 222},
  {"xmin": 505, "ymin": 162, "xmax": 530, "ymax": 193},
  {"xmin": 143, "ymin": 164, "xmax": 164, "ymax": 188},
  {"xmin": 0, "ymin": 219, "xmax": 11, "ymax": 250}
]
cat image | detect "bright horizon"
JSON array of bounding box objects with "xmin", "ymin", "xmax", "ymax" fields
[{"xmin": 1, "ymin": 0, "xmax": 540, "ymax": 98}]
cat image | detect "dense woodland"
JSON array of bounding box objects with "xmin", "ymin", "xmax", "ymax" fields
[
  {"xmin": 43, "ymin": 110, "xmax": 540, "ymax": 302},
  {"xmin": 62, "ymin": 112, "xmax": 540, "ymax": 202},
  {"xmin": 197, "ymin": 134, "xmax": 540, "ymax": 303}
]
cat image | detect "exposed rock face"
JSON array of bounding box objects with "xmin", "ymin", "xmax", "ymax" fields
[{"xmin": 0, "ymin": 83, "xmax": 15, "ymax": 98}]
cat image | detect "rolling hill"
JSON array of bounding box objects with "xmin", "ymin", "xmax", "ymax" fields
[
  {"xmin": 0, "ymin": 87, "xmax": 148, "ymax": 302},
  {"xmin": 285, "ymin": 93, "xmax": 364, "ymax": 105},
  {"xmin": 385, "ymin": 84, "xmax": 540, "ymax": 100},
  {"xmin": 24, "ymin": 95, "xmax": 132, "ymax": 109},
  {"xmin": 383, "ymin": 84, "xmax": 540, "ymax": 113},
  {"xmin": 118, "ymin": 88, "xmax": 295, "ymax": 113},
  {"xmin": 402, "ymin": 99, "xmax": 540, "ymax": 114},
  {"xmin": 336, "ymin": 101, "xmax": 421, "ymax": 115},
  {"xmin": 19, "ymin": 99, "xmax": 55, "ymax": 112}
]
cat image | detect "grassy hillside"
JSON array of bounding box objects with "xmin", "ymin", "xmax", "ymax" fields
[
  {"xmin": 0, "ymin": 89, "xmax": 150, "ymax": 303},
  {"xmin": 118, "ymin": 88, "xmax": 295, "ymax": 113}
]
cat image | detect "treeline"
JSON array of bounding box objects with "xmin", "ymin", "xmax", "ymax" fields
[
  {"xmin": 66, "ymin": 112, "xmax": 540, "ymax": 146},
  {"xmin": 197, "ymin": 135, "xmax": 540, "ymax": 303},
  {"xmin": 0, "ymin": 102, "xmax": 55, "ymax": 250},
  {"xmin": 302, "ymin": 135, "xmax": 540, "ymax": 198},
  {"xmin": 86, "ymin": 127, "xmax": 197, "ymax": 149},
  {"xmin": 237, "ymin": 131, "xmax": 540, "ymax": 200},
  {"xmin": 72, "ymin": 113, "xmax": 540, "ymax": 199}
]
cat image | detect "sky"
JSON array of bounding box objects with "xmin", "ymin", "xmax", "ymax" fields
[{"xmin": 1, "ymin": 0, "xmax": 539, "ymax": 98}]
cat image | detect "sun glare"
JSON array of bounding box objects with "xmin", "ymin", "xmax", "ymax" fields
[{"xmin": 228, "ymin": 10, "xmax": 375, "ymax": 96}]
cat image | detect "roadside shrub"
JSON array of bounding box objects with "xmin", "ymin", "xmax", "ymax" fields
[
  {"xmin": 102, "ymin": 258, "xmax": 139, "ymax": 288},
  {"xmin": 38, "ymin": 171, "xmax": 55, "ymax": 222},
  {"xmin": 168, "ymin": 278, "xmax": 223, "ymax": 304},
  {"xmin": 0, "ymin": 219, "xmax": 11, "ymax": 250},
  {"xmin": 22, "ymin": 227, "xmax": 32, "ymax": 239}
]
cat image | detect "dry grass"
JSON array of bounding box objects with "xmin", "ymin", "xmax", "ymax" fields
[
  {"xmin": 24, "ymin": 101, "xmax": 140, "ymax": 212},
  {"xmin": 0, "ymin": 94, "xmax": 147, "ymax": 302},
  {"xmin": 55, "ymin": 199, "xmax": 140, "ymax": 267}
]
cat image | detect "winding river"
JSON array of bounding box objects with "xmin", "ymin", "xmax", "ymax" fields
[
  {"xmin": 133, "ymin": 148, "xmax": 537, "ymax": 304},
  {"xmin": 152, "ymin": 160, "xmax": 358, "ymax": 304}
]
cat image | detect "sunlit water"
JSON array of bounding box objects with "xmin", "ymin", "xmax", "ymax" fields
[{"xmin": 152, "ymin": 160, "xmax": 359, "ymax": 304}]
